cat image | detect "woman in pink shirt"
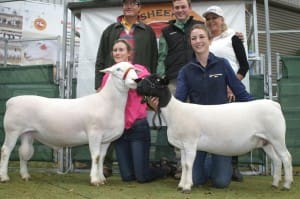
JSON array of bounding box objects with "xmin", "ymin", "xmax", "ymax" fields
[{"xmin": 100, "ymin": 39, "xmax": 172, "ymax": 182}]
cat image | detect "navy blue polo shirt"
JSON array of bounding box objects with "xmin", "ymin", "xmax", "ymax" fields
[{"xmin": 175, "ymin": 53, "xmax": 253, "ymax": 105}]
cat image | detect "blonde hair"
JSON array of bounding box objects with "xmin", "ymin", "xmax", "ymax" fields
[{"xmin": 221, "ymin": 21, "xmax": 228, "ymax": 32}]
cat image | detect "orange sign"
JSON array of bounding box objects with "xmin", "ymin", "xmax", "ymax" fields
[
  {"xmin": 34, "ymin": 17, "xmax": 47, "ymax": 31},
  {"xmin": 140, "ymin": 3, "xmax": 204, "ymax": 37}
]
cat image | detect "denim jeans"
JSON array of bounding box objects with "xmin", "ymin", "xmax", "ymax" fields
[
  {"xmin": 114, "ymin": 118, "xmax": 166, "ymax": 182},
  {"xmin": 192, "ymin": 151, "xmax": 232, "ymax": 188}
]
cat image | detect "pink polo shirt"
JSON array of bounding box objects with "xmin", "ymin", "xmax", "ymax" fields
[{"xmin": 100, "ymin": 64, "xmax": 150, "ymax": 129}]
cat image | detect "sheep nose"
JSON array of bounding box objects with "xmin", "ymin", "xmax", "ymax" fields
[{"xmin": 134, "ymin": 78, "xmax": 142, "ymax": 83}]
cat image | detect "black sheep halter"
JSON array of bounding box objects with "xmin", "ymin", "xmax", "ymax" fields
[{"xmin": 136, "ymin": 74, "xmax": 172, "ymax": 129}]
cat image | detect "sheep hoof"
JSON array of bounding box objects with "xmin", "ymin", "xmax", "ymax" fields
[
  {"xmin": 0, "ymin": 175, "xmax": 10, "ymax": 182},
  {"xmin": 282, "ymin": 183, "xmax": 291, "ymax": 191},
  {"xmin": 22, "ymin": 177, "xmax": 30, "ymax": 182},
  {"xmin": 90, "ymin": 182, "xmax": 100, "ymax": 186},
  {"xmin": 21, "ymin": 174, "xmax": 31, "ymax": 181},
  {"xmin": 90, "ymin": 180, "xmax": 106, "ymax": 186},
  {"xmin": 0, "ymin": 179, "xmax": 10, "ymax": 183},
  {"xmin": 271, "ymin": 185, "xmax": 278, "ymax": 189},
  {"xmin": 182, "ymin": 189, "xmax": 191, "ymax": 194},
  {"xmin": 99, "ymin": 176, "xmax": 107, "ymax": 183},
  {"xmin": 281, "ymin": 187, "xmax": 290, "ymax": 191}
]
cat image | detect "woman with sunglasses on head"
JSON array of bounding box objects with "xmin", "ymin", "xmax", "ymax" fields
[{"xmin": 203, "ymin": 5, "xmax": 250, "ymax": 182}]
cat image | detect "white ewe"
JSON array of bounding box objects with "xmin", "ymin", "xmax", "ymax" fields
[
  {"xmin": 136, "ymin": 74, "xmax": 293, "ymax": 193},
  {"xmin": 0, "ymin": 62, "xmax": 138, "ymax": 186}
]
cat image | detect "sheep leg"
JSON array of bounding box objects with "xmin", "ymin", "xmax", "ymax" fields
[
  {"xmin": 280, "ymin": 149, "xmax": 293, "ymax": 189},
  {"xmin": 179, "ymin": 148, "xmax": 196, "ymax": 193},
  {"xmin": 19, "ymin": 133, "xmax": 34, "ymax": 181},
  {"xmin": 88, "ymin": 136, "xmax": 103, "ymax": 186},
  {"xmin": 0, "ymin": 132, "xmax": 19, "ymax": 182},
  {"xmin": 271, "ymin": 142, "xmax": 293, "ymax": 189},
  {"xmin": 98, "ymin": 143, "xmax": 110, "ymax": 183},
  {"xmin": 262, "ymin": 144, "xmax": 282, "ymax": 188},
  {"xmin": 178, "ymin": 149, "xmax": 186, "ymax": 191}
]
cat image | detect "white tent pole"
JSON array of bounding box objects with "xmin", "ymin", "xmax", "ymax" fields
[
  {"xmin": 253, "ymin": 0, "xmax": 259, "ymax": 57},
  {"xmin": 264, "ymin": 0, "xmax": 273, "ymax": 100},
  {"xmin": 57, "ymin": 0, "xmax": 69, "ymax": 173}
]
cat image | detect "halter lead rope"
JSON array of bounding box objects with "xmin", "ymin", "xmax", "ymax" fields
[
  {"xmin": 122, "ymin": 67, "xmax": 135, "ymax": 80},
  {"xmin": 152, "ymin": 107, "xmax": 163, "ymax": 130}
]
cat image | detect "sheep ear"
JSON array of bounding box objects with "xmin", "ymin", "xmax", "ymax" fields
[
  {"xmin": 99, "ymin": 67, "xmax": 113, "ymax": 73},
  {"xmin": 161, "ymin": 75, "xmax": 169, "ymax": 85}
]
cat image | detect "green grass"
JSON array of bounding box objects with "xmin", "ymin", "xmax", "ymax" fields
[{"xmin": 0, "ymin": 169, "xmax": 299, "ymax": 199}]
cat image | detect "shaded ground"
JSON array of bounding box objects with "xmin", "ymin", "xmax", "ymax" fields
[{"xmin": 0, "ymin": 165, "xmax": 299, "ymax": 199}]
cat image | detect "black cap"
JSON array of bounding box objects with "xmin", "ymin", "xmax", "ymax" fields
[{"xmin": 122, "ymin": 0, "xmax": 141, "ymax": 5}]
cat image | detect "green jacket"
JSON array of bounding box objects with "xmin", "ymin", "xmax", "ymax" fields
[
  {"xmin": 94, "ymin": 16, "xmax": 158, "ymax": 89},
  {"xmin": 157, "ymin": 16, "xmax": 203, "ymax": 80}
]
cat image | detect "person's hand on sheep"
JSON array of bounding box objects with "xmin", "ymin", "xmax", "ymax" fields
[
  {"xmin": 227, "ymin": 86, "xmax": 236, "ymax": 102},
  {"xmin": 147, "ymin": 96, "xmax": 159, "ymax": 111}
]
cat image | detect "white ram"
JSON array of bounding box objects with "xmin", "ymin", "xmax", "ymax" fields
[
  {"xmin": 0, "ymin": 62, "xmax": 138, "ymax": 186},
  {"xmin": 136, "ymin": 74, "xmax": 293, "ymax": 193}
]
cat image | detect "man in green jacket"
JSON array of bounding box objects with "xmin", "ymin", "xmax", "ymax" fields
[{"xmin": 156, "ymin": 0, "xmax": 204, "ymax": 180}]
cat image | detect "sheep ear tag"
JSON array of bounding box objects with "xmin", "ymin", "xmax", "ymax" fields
[
  {"xmin": 160, "ymin": 75, "xmax": 169, "ymax": 85},
  {"xmin": 134, "ymin": 67, "xmax": 142, "ymax": 74}
]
